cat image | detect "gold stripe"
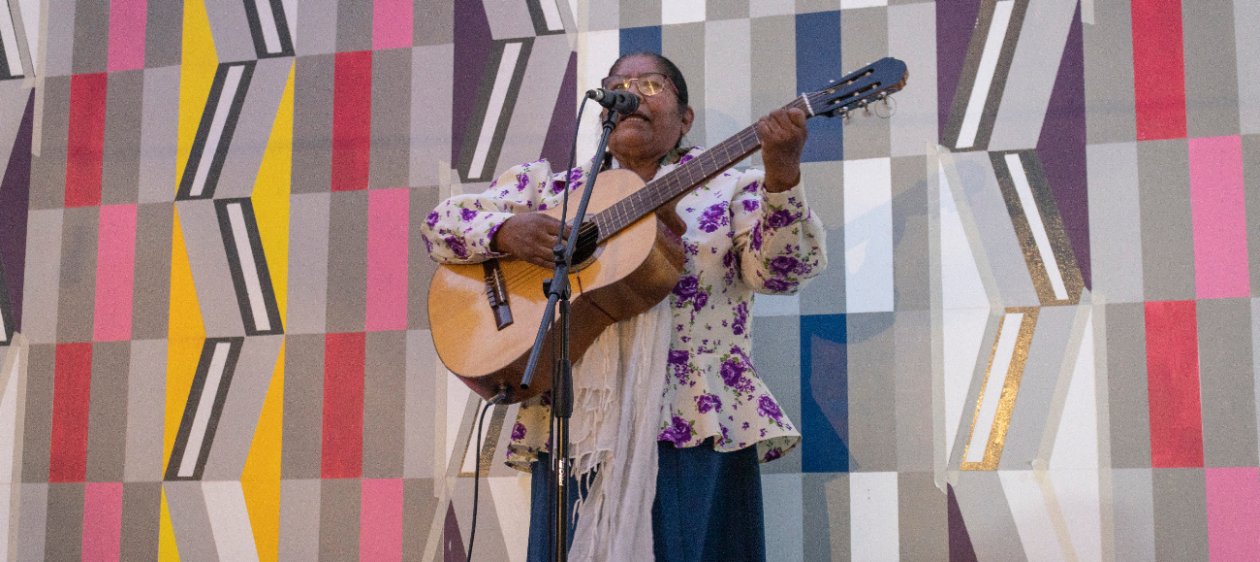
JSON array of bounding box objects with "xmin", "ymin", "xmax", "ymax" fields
[{"xmin": 961, "ymin": 307, "xmax": 1039, "ymax": 470}]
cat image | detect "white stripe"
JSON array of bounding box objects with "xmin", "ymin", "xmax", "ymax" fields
[
  {"xmin": 849, "ymin": 472, "xmax": 900, "ymax": 561},
  {"xmin": 999, "ymin": 470, "xmax": 1067, "ymax": 562},
  {"xmin": 1, "ymin": 350, "xmax": 22, "ymax": 481},
  {"xmin": 178, "ymin": 341, "xmax": 232, "ymax": 478},
  {"xmin": 468, "ymin": 42, "xmax": 523, "ymax": 179},
  {"xmin": 18, "ymin": 0, "xmax": 36, "ymax": 68},
  {"xmin": 0, "ymin": 308, "xmax": 7, "ymax": 342},
  {"xmin": 843, "ymin": 158, "xmax": 894, "ymax": 313},
  {"xmin": 191, "ymin": 65, "xmax": 246, "ymax": 197},
  {"xmin": 1006, "ymin": 154, "xmax": 1068, "ymax": 300},
  {"xmin": 253, "ymin": 0, "xmax": 283, "ymax": 54},
  {"xmin": 539, "ymin": 0, "xmax": 564, "ymax": 32},
  {"xmin": 965, "ymin": 311, "xmax": 1023, "ymax": 463},
  {"xmin": 227, "ymin": 202, "xmax": 272, "ymax": 332},
  {"xmin": 956, "ymin": 0, "xmax": 1014, "ymax": 149},
  {"xmin": 203, "ymin": 481, "xmax": 262, "ymax": 562},
  {"xmin": 0, "ymin": 2, "xmax": 23, "ymax": 76}
]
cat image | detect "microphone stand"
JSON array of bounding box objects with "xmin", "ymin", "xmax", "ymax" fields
[{"xmin": 518, "ymin": 109, "xmax": 622, "ymax": 562}]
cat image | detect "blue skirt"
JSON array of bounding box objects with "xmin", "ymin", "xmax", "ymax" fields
[{"xmin": 527, "ymin": 439, "xmax": 766, "ymax": 562}]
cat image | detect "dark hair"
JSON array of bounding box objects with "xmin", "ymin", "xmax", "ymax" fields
[{"xmin": 609, "ymin": 51, "xmax": 689, "ymax": 114}]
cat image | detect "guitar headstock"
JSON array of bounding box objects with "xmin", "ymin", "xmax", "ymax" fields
[{"xmin": 804, "ymin": 57, "xmax": 908, "ymax": 119}]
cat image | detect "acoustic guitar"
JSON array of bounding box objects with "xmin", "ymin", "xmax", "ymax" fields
[{"xmin": 429, "ymin": 57, "xmax": 908, "ymax": 402}]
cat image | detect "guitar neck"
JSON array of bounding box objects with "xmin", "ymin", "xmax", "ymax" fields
[{"xmin": 592, "ymin": 96, "xmax": 811, "ymax": 242}]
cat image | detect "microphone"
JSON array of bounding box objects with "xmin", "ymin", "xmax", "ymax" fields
[{"xmin": 586, "ymin": 88, "xmax": 640, "ymax": 115}]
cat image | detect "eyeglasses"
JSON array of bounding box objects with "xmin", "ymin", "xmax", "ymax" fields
[{"xmin": 600, "ymin": 73, "xmax": 674, "ymax": 97}]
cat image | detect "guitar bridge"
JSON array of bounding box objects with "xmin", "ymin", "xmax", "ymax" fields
[{"xmin": 483, "ymin": 260, "xmax": 513, "ymax": 330}]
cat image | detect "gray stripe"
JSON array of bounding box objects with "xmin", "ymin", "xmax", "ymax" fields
[
  {"xmin": 20, "ymin": 211, "xmax": 63, "ymax": 344},
  {"xmin": 19, "ymin": 344, "xmax": 53, "ymax": 482},
  {"xmin": 0, "ymin": 82, "xmax": 24, "ymax": 175},
  {"xmin": 846, "ymin": 312, "xmax": 897, "ymax": 472},
  {"xmin": 1247, "ymin": 136, "xmax": 1260, "ymax": 297},
  {"xmin": 1000, "ymin": 306, "xmax": 1074, "ymax": 469},
  {"xmin": 124, "ymin": 339, "xmax": 167, "ymax": 482},
  {"xmin": 318, "ymin": 478, "xmax": 361, "ymax": 561},
  {"xmin": 1082, "ymin": 0, "xmax": 1135, "ymax": 143},
  {"xmin": 707, "ymin": 0, "xmax": 748, "ymax": 19},
  {"xmin": 841, "ymin": 7, "xmax": 891, "ymax": 161},
  {"xmin": 662, "ymin": 23, "xmax": 705, "ymax": 145},
  {"xmin": 325, "ymin": 191, "xmax": 368, "ymax": 333},
  {"xmin": 1197, "ymin": 298, "xmax": 1258, "ymax": 466},
  {"xmin": 1152, "ymin": 468, "xmax": 1208, "ymax": 561},
  {"xmin": 898, "ymin": 472, "xmax": 947, "ymax": 560},
  {"xmin": 17, "ymin": 483, "xmax": 48, "ymax": 560},
  {"xmin": 892, "ymin": 155, "xmax": 930, "ymax": 310},
  {"xmin": 761, "ymin": 475, "xmax": 804, "ymax": 561},
  {"xmin": 101, "ymin": 71, "xmax": 143, "ymax": 205},
  {"xmin": 202, "ymin": 335, "xmax": 284, "ymax": 479},
  {"xmin": 215, "ymin": 58, "xmax": 292, "ymax": 200},
  {"xmin": 1183, "ymin": 1, "xmax": 1240, "ymax": 137},
  {"xmin": 409, "ymin": 45, "xmax": 454, "ymax": 188},
  {"xmin": 888, "ymin": 2, "xmax": 939, "ymax": 158},
  {"xmin": 295, "ymin": 0, "xmax": 337, "ymax": 55},
  {"xmin": 402, "ymin": 478, "xmax": 438, "ymax": 560},
  {"xmin": 363, "ymin": 331, "xmax": 407, "ymax": 478},
  {"xmin": 30, "ymin": 77, "xmax": 69, "ymax": 210},
  {"xmin": 951, "ymin": 151, "xmax": 1039, "ymax": 308},
  {"xmin": 69, "ymin": 0, "xmax": 105, "ymax": 73},
  {"xmin": 292, "ymin": 55, "xmax": 334, "ymax": 194},
  {"xmin": 163, "ymin": 481, "xmax": 220, "ymax": 561},
  {"xmin": 894, "ymin": 311, "xmax": 934, "ymax": 471},
  {"xmin": 139, "ymin": 66, "xmax": 181, "ymax": 204},
  {"xmin": 1105, "ymin": 303, "xmax": 1151, "ymax": 468},
  {"xmin": 203, "ymin": 0, "xmax": 257, "ymax": 63},
  {"xmin": 335, "ymin": 0, "xmax": 372, "ymax": 52},
  {"xmin": 953, "ymin": 472, "xmax": 1028, "ymax": 562},
  {"xmin": 752, "ymin": 315, "xmax": 803, "ymax": 475},
  {"xmin": 988, "ymin": 0, "xmax": 1077, "ymax": 151},
  {"xmin": 44, "ymin": 483, "xmax": 83, "ymax": 561},
  {"xmin": 286, "ymin": 193, "xmax": 331, "ymax": 334},
  {"xmin": 55, "ymin": 208, "xmax": 97, "ymax": 343},
  {"xmin": 120, "ymin": 482, "xmax": 162, "ymax": 561},
  {"xmin": 1111, "ymin": 468, "xmax": 1156, "ymax": 560},
  {"xmin": 132, "ymin": 204, "xmax": 173, "ymax": 340},
  {"xmin": 279, "ymin": 479, "xmax": 322, "ymax": 561},
  {"xmin": 415, "ymin": 0, "xmax": 454, "ymax": 45},
  {"xmin": 1137, "ymin": 139, "xmax": 1194, "ymax": 302},
  {"xmin": 281, "ymin": 334, "xmax": 324, "ymax": 479},
  {"xmin": 174, "ymin": 201, "xmax": 245, "ymax": 336},
  {"xmin": 41, "ymin": 0, "xmax": 74, "ymax": 77},
  {"xmin": 484, "ymin": 0, "xmax": 536, "ymax": 39},
  {"xmin": 750, "ymin": 15, "xmax": 796, "ymax": 174},
  {"xmin": 619, "ymin": 0, "xmax": 661, "ymax": 27},
  {"xmin": 495, "ymin": 36, "xmax": 570, "ymax": 177},
  {"xmin": 369, "ymin": 48, "xmax": 412, "ymax": 189},
  {"xmin": 1240, "ymin": 0, "xmax": 1260, "ymax": 134},
  {"xmin": 802, "ymin": 474, "xmax": 846, "ymax": 562},
  {"xmin": 408, "ymin": 188, "xmax": 440, "ymax": 329},
  {"xmin": 404, "ymin": 330, "xmax": 436, "ymax": 479},
  {"xmin": 86, "ymin": 341, "xmax": 129, "ymax": 481},
  {"xmin": 145, "ymin": 0, "xmax": 184, "ymax": 68},
  {"xmin": 1086, "ymin": 142, "xmax": 1143, "ymax": 304}
]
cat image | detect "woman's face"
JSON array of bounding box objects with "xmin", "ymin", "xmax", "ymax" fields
[{"xmin": 606, "ymin": 55, "xmax": 694, "ymax": 166}]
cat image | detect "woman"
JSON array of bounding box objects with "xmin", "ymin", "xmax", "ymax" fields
[{"xmin": 422, "ymin": 52, "xmax": 827, "ymax": 561}]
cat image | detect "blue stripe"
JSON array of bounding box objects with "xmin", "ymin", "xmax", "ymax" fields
[
  {"xmin": 795, "ymin": 11, "xmax": 844, "ymax": 162},
  {"xmin": 620, "ymin": 26, "xmax": 662, "ymax": 57},
  {"xmin": 800, "ymin": 313, "xmax": 850, "ymax": 473}
]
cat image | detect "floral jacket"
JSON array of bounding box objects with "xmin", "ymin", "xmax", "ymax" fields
[{"xmin": 420, "ymin": 147, "xmax": 827, "ymax": 469}]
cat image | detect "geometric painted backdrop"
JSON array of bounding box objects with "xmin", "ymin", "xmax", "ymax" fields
[{"xmin": 1, "ymin": 0, "xmax": 1258, "ymax": 560}]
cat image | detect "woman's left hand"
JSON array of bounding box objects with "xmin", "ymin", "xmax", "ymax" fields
[{"xmin": 756, "ymin": 107, "xmax": 808, "ymax": 193}]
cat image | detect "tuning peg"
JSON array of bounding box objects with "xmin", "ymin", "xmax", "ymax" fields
[
  {"xmin": 840, "ymin": 108, "xmax": 851, "ymax": 123},
  {"xmin": 874, "ymin": 95, "xmax": 896, "ymax": 119}
]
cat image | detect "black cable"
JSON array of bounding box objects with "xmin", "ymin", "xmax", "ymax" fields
[{"xmin": 466, "ymin": 388, "xmax": 508, "ymax": 562}]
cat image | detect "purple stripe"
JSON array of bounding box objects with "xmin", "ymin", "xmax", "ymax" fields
[
  {"xmin": 451, "ymin": 0, "xmax": 495, "ymax": 167},
  {"xmin": 936, "ymin": 0, "xmax": 985, "ymax": 136},
  {"xmin": 1035, "ymin": 5, "xmax": 1090, "ymax": 288},
  {"xmin": 947, "ymin": 484, "xmax": 978, "ymax": 562},
  {"xmin": 539, "ymin": 51, "xmax": 577, "ymax": 167},
  {"xmin": 0, "ymin": 92, "xmax": 34, "ymax": 332}
]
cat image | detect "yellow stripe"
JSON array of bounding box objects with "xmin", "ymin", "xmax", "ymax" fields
[
  {"xmin": 165, "ymin": 208, "xmax": 206, "ymax": 472},
  {"xmin": 242, "ymin": 341, "xmax": 285, "ymax": 562},
  {"xmin": 176, "ymin": 0, "xmax": 219, "ymax": 193},
  {"xmin": 159, "ymin": 487, "xmax": 181, "ymax": 561},
  {"xmin": 251, "ymin": 64, "xmax": 295, "ymax": 321}
]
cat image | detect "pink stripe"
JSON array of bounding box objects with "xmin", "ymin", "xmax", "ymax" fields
[
  {"xmin": 366, "ymin": 189, "xmax": 410, "ymax": 331},
  {"xmin": 1207, "ymin": 467, "xmax": 1260, "ymax": 561},
  {"xmin": 1190, "ymin": 136, "xmax": 1251, "ymax": 299},
  {"xmin": 107, "ymin": 0, "xmax": 147, "ymax": 71},
  {"xmin": 82, "ymin": 482, "xmax": 124, "ymax": 562},
  {"xmin": 93, "ymin": 205, "xmax": 137, "ymax": 341},
  {"xmin": 359, "ymin": 479, "xmax": 404, "ymax": 562},
  {"xmin": 373, "ymin": 0, "xmax": 414, "ymax": 50}
]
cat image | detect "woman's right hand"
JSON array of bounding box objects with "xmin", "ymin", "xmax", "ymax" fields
[{"xmin": 492, "ymin": 213, "xmax": 571, "ymax": 268}]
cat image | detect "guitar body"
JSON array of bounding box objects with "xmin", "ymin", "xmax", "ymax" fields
[{"xmin": 428, "ymin": 169, "xmax": 686, "ymax": 402}]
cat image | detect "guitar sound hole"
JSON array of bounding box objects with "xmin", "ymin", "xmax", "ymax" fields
[{"xmin": 569, "ymin": 222, "xmax": 600, "ymax": 268}]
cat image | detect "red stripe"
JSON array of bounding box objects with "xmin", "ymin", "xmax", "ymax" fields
[
  {"xmin": 64, "ymin": 73, "xmax": 109, "ymax": 207},
  {"xmin": 49, "ymin": 343, "xmax": 93, "ymax": 482},
  {"xmin": 1130, "ymin": 0, "xmax": 1187, "ymax": 140},
  {"xmin": 322, "ymin": 332, "xmax": 366, "ymax": 478},
  {"xmin": 1145, "ymin": 300, "xmax": 1203, "ymax": 468},
  {"xmin": 331, "ymin": 51, "xmax": 373, "ymax": 192}
]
